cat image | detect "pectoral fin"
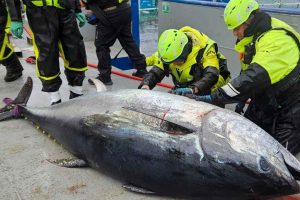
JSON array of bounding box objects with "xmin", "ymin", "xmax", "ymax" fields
[
  {"xmin": 47, "ymin": 158, "xmax": 88, "ymax": 168},
  {"xmin": 122, "ymin": 183, "xmax": 155, "ymax": 194}
]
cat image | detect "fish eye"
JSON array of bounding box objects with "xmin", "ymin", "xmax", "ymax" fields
[{"xmin": 258, "ymin": 156, "xmax": 271, "ymax": 172}]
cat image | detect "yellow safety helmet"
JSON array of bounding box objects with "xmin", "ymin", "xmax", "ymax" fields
[
  {"xmin": 158, "ymin": 29, "xmax": 190, "ymax": 64},
  {"xmin": 224, "ymin": 0, "xmax": 259, "ymax": 30}
]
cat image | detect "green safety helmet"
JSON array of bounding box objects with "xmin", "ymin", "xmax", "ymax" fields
[
  {"xmin": 158, "ymin": 29, "xmax": 189, "ymax": 63},
  {"xmin": 224, "ymin": 0, "xmax": 259, "ymax": 30}
]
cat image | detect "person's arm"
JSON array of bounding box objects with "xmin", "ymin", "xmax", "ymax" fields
[
  {"xmin": 190, "ymin": 46, "xmax": 219, "ymax": 94},
  {"xmin": 74, "ymin": 0, "xmax": 82, "ymax": 13},
  {"xmin": 6, "ymin": 0, "xmax": 22, "ymax": 22},
  {"xmin": 146, "ymin": 52, "xmax": 161, "ymax": 66},
  {"xmin": 217, "ymin": 62, "xmax": 271, "ymax": 103},
  {"xmin": 139, "ymin": 66, "xmax": 166, "ymax": 90},
  {"xmin": 186, "ymin": 63, "xmax": 271, "ymax": 105}
]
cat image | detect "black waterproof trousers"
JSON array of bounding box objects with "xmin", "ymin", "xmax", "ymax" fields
[
  {"xmin": 244, "ymin": 99, "xmax": 300, "ymax": 155},
  {"xmin": 0, "ymin": 1, "xmax": 23, "ymax": 75},
  {"xmin": 93, "ymin": 4, "xmax": 146, "ymax": 80},
  {"xmin": 25, "ymin": 6, "xmax": 87, "ymax": 92}
]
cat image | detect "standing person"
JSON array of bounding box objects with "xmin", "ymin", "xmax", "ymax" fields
[
  {"xmin": 0, "ymin": 0, "xmax": 23, "ymax": 82},
  {"xmin": 81, "ymin": 0, "xmax": 148, "ymax": 85},
  {"xmin": 186, "ymin": 0, "xmax": 300, "ymax": 155},
  {"xmin": 139, "ymin": 26, "xmax": 230, "ymax": 102},
  {"xmin": 7, "ymin": 0, "xmax": 88, "ymax": 105}
]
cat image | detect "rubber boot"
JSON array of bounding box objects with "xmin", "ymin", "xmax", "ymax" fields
[
  {"xmin": 132, "ymin": 69, "xmax": 148, "ymax": 78},
  {"xmin": 69, "ymin": 91, "xmax": 83, "ymax": 99},
  {"xmin": 2, "ymin": 53, "xmax": 23, "ymax": 82},
  {"xmin": 88, "ymin": 75, "xmax": 113, "ymax": 85},
  {"xmin": 51, "ymin": 100, "xmax": 62, "ymax": 106},
  {"xmin": 69, "ymin": 85, "xmax": 83, "ymax": 99},
  {"xmin": 49, "ymin": 91, "xmax": 61, "ymax": 106}
]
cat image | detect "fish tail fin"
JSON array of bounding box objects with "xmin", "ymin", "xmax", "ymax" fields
[{"xmin": 0, "ymin": 77, "xmax": 33, "ymax": 121}]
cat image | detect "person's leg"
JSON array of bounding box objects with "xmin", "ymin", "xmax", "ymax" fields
[
  {"xmin": 90, "ymin": 20, "xmax": 117, "ymax": 85},
  {"xmin": 273, "ymin": 101, "xmax": 300, "ymax": 155},
  {"xmin": 115, "ymin": 7, "xmax": 147, "ymax": 77},
  {"xmin": 26, "ymin": 7, "xmax": 62, "ymax": 104},
  {"xmin": 245, "ymin": 100, "xmax": 300, "ymax": 155},
  {"xmin": 59, "ymin": 9, "xmax": 87, "ymax": 98},
  {"xmin": 1, "ymin": 52, "xmax": 23, "ymax": 82},
  {"xmin": 244, "ymin": 102, "xmax": 270, "ymax": 130},
  {"xmin": 0, "ymin": 7, "xmax": 23, "ymax": 82}
]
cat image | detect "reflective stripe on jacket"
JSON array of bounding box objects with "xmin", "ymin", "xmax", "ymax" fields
[{"xmin": 29, "ymin": 0, "xmax": 63, "ymax": 8}]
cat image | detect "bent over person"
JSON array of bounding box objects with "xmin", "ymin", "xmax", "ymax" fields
[
  {"xmin": 7, "ymin": 0, "xmax": 88, "ymax": 105},
  {"xmin": 0, "ymin": 0, "xmax": 23, "ymax": 82},
  {"xmin": 139, "ymin": 26, "xmax": 230, "ymax": 104},
  {"xmin": 186, "ymin": 0, "xmax": 300, "ymax": 155}
]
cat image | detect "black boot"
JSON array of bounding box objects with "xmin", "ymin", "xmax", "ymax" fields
[
  {"xmin": 88, "ymin": 75, "xmax": 113, "ymax": 85},
  {"xmin": 2, "ymin": 53, "xmax": 23, "ymax": 82},
  {"xmin": 51, "ymin": 99, "xmax": 62, "ymax": 106},
  {"xmin": 132, "ymin": 69, "xmax": 147, "ymax": 78},
  {"xmin": 69, "ymin": 91, "xmax": 83, "ymax": 99}
]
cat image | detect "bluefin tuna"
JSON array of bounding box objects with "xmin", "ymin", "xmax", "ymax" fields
[{"xmin": 1, "ymin": 77, "xmax": 300, "ymax": 200}]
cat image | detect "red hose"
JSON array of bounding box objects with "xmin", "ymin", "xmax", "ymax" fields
[{"xmin": 87, "ymin": 63, "xmax": 173, "ymax": 89}]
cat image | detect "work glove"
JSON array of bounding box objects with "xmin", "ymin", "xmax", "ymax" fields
[
  {"xmin": 235, "ymin": 102, "xmax": 245, "ymax": 114},
  {"xmin": 10, "ymin": 21, "xmax": 23, "ymax": 39},
  {"xmin": 169, "ymin": 87, "xmax": 193, "ymax": 96},
  {"xmin": 75, "ymin": 12, "xmax": 86, "ymax": 27},
  {"xmin": 185, "ymin": 94, "xmax": 215, "ymax": 103},
  {"xmin": 86, "ymin": 13, "xmax": 98, "ymax": 25}
]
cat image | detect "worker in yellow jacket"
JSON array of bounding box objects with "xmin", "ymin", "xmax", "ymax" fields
[
  {"xmin": 139, "ymin": 26, "xmax": 230, "ymax": 101},
  {"xmin": 187, "ymin": 0, "xmax": 300, "ymax": 155}
]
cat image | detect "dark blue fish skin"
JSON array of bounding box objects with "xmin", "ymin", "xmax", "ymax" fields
[{"xmin": 19, "ymin": 90, "xmax": 300, "ymax": 199}]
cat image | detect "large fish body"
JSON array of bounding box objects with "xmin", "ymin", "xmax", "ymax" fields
[{"xmin": 11, "ymin": 89, "xmax": 300, "ymax": 199}]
